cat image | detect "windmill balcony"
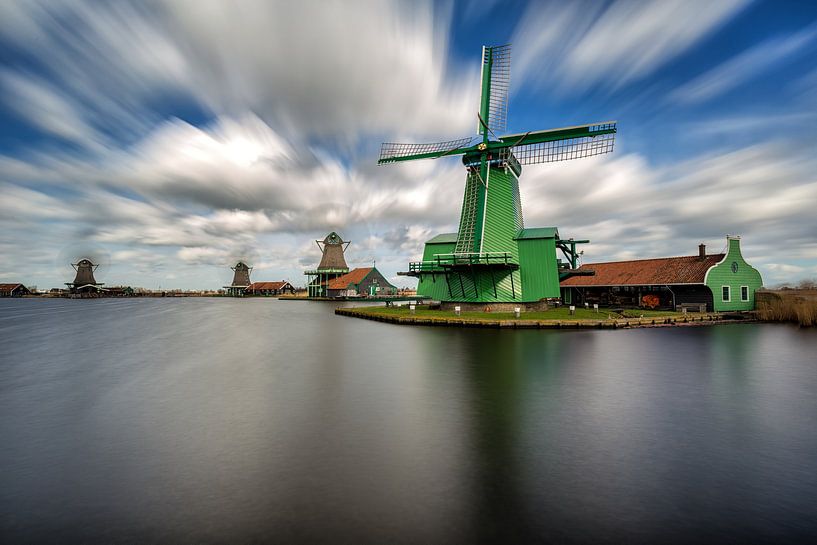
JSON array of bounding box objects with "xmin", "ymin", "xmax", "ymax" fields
[{"xmin": 405, "ymin": 252, "xmax": 519, "ymax": 276}]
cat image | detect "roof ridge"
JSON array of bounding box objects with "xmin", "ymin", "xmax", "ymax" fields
[{"xmin": 581, "ymin": 253, "xmax": 725, "ymax": 266}]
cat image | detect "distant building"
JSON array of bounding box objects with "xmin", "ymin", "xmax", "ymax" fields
[
  {"xmin": 66, "ymin": 259, "xmax": 104, "ymax": 295},
  {"xmin": 304, "ymin": 232, "xmax": 350, "ymax": 297},
  {"xmin": 326, "ymin": 267, "xmax": 397, "ymax": 298},
  {"xmin": 0, "ymin": 283, "xmax": 31, "ymax": 297},
  {"xmin": 245, "ymin": 281, "xmax": 296, "ymax": 296},
  {"xmin": 224, "ymin": 261, "xmax": 252, "ymax": 297},
  {"xmin": 104, "ymin": 286, "xmax": 134, "ymax": 297},
  {"xmin": 560, "ymin": 236, "xmax": 763, "ymax": 312}
]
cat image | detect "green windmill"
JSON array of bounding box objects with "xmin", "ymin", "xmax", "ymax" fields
[{"xmin": 379, "ymin": 44, "xmax": 616, "ymax": 307}]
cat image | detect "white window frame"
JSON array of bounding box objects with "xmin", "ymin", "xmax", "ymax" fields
[
  {"xmin": 722, "ymin": 285, "xmax": 731, "ymax": 302},
  {"xmin": 740, "ymin": 285, "xmax": 749, "ymax": 302}
]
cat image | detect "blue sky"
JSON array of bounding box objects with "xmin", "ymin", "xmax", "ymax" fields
[{"xmin": 1, "ymin": 0, "xmax": 816, "ymax": 290}]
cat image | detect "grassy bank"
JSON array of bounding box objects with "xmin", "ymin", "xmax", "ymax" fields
[
  {"xmin": 334, "ymin": 305, "xmax": 737, "ymax": 329},
  {"xmin": 756, "ymin": 290, "xmax": 817, "ymax": 327},
  {"xmin": 354, "ymin": 306, "xmax": 683, "ymax": 321}
]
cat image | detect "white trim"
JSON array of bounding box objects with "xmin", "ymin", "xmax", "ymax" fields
[
  {"xmin": 721, "ymin": 285, "xmax": 731, "ymax": 302},
  {"xmin": 703, "ymin": 236, "xmax": 731, "ymax": 285},
  {"xmin": 740, "ymin": 285, "xmax": 749, "ymax": 302}
]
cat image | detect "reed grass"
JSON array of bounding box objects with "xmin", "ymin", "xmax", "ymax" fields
[{"xmin": 757, "ymin": 291, "xmax": 817, "ymax": 327}]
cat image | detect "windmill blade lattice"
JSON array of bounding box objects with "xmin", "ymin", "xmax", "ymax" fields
[
  {"xmin": 511, "ymin": 132, "xmax": 615, "ymax": 165},
  {"xmin": 378, "ymin": 137, "xmax": 474, "ymax": 164},
  {"xmin": 483, "ymin": 44, "xmax": 511, "ymax": 134}
]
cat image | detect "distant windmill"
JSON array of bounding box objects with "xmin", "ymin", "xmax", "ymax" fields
[
  {"xmin": 224, "ymin": 261, "xmax": 252, "ymax": 297},
  {"xmin": 66, "ymin": 258, "xmax": 105, "ymax": 295},
  {"xmin": 304, "ymin": 232, "xmax": 350, "ymax": 298},
  {"xmin": 379, "ymin": 44, "xmax": 616, "ymax": 304}
]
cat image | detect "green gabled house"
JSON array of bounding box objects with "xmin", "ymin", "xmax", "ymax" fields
[{"xmin": 703, "ymin": 236, "xmax": 764, "ymax": 311}]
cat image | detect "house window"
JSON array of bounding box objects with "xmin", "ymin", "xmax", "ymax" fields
[
  {"xmin": 741, "ymin": 286, "xmax": 749, "ymax": 302},
  {"xmin": 722, "ymin": 286, "xmax": 731, "ymax": 302}
]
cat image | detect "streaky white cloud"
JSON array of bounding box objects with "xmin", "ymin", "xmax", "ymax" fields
[
  {"xmin": 671, "ymin": 22, "xmax": 817, "ymax": 104},
  {"xmin": 1, "ymin": 0, "xmax": 815, "ymax": 291},
  {"xmin": 0, "ymin": 70, "xmax": 105, "ymax": 149},
  {"xmin": 5, "ymin": 122, "xmax": 815, "ymax": 289},
  {"xmin": 0, "ymin": 0, "xmax": 477, "ymax": 145},
  {"xmin": 514, "ymin": 0, "xmax": 749, "ymax": 94}
]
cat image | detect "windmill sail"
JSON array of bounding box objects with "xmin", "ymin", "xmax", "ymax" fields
[
  {"xmin": 501, "ymin": 121, "xmax": 616, "ymax": 165},
  {"xmin": 511, "ymin": 133, "xmax": 615, "ymax": 165},
  {"xmin": 482, "ymin": 44, "xmax": 511, "ymax": 135},
  {"xmin": 378, "ymin": 137, "xmax": 474, "ymax": 164}
]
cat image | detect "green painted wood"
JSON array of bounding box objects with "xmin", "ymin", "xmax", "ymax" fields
[
  {"xmin": 481, "ymin": 165, "xmax": 523, "ymax": 257},
  {"xmin": 704, "ymin": 236, "xmax": 763, "ymax": 311},
  {"xmin": 518, "ymin": 238, "xmax": 560, "ymax": 300},
  {"xmin": 417, "ymin": 240, "xmax": 456, "ymax": 300},
  {"xmin": 479, "ymin": 46, "xmax": 492, "ymax": 138},
  {"xmin": 516, "ymin": 227, "xmax": 558, "ymax": 239}
]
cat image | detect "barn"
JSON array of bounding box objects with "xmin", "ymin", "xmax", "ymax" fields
[
  {"xmin": 326, "ymin": 267, "xmax": 397, "ymax": 298},
  {"xmin": 560, "ymin": 236, "xmax": 763, "ymax": 312},
  {"xmin": 0, "ymin": 283, "xmax": 31, "ymax": 297},
  {"xmin": 245, "ymin": 281, "xmax": 296, "ymax": 296}
]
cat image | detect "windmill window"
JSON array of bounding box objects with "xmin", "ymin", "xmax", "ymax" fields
[
  {"xmin": 741, "ymin": 286, "xmax": 749, "ymax": 302},
  {"xmin": 722, "ymin": 286, "xmax": 731, "ymax": 302}
]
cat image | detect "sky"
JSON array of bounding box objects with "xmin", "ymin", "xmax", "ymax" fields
[{"xmin": 1, "ymin": 0, "xmax": 816, "ymax": 290}]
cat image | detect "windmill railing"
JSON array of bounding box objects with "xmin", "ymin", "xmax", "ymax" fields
[
  {"xmin": 303, "ymin": 268, "xmax": 350, "ymax": 275},
  {"xmin": 407, "ymin": 252, "xmax": 519, "ymax": 273}
]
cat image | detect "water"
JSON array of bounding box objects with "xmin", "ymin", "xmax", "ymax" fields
[{"xmin": 1, "ymin": 298, "xmax": 816, "ymax": 544}]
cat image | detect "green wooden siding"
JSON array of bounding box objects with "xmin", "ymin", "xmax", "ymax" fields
[
  {"xmin": 481, "ymin": 166, "xmax": 522, "ymax": 258},
  {"xmin": 517, "ymin": 237, "xmax": 560, "ymax": 300},
  {"xmin": 704, "ymin": 237, "xmax": 763, "ymax": 311},
  {"xmin": 415, "ymin": 166, "xmax": 566, "ymax": 303},
  {"xmin": 417, "ymin": 240, "xmax": 456, "ymax": 300}
]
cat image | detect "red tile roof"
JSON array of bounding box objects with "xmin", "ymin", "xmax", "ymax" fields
[
  {"xmin": 560, "ymin": 254, "xmax": 725, "ymax": 287},
  {"xmin": 247, "ymin": 281, "xmax": 291, "ymax": 291},
  {"xmin": 0, "ymin": 283, "xmax": 24, "ymax": 290},
  {"xmin": 328, "ymin": 267, "xmax": 373, "ymax": 290},
  {"xmin": 0, "ymin": 283, "xmax": 26, "ymax": 295}
]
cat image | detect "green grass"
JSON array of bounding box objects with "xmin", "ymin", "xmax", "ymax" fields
[{"xmin": 354, "ymin": 305, "xmax": 684, "ymax": 322}]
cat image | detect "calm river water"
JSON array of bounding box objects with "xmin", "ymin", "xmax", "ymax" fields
[{"xmin": 1, "ymin": 298, "xmax": 816, "ymax": 543}]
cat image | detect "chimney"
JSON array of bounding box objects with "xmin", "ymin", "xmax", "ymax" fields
[{"xmin": 698, "ymin": 243, "xmax": 706, "ymax": 260}]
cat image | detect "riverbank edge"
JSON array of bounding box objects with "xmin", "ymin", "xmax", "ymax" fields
[{"xmin": 335, "ymin": 307, "xmax": 758, "ymax": 329}]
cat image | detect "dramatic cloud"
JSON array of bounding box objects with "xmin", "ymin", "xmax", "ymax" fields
[
  {"xmin": 671, "ymin": 22, "xmax": 817, "ymax": 104},
  {"xmin": 0, "ymin": 0, "xmax": 477, "ymax": 145},
  {"xmin": 520, "ymin": 141, "xmax": 817, "ymax": 281},
  {"xmin": 513, "ymin": 0, "xmax": 749, "ymax": 94},
  {"xmin": 1, "ymin": 0, "xmax": 815, "ymax": 290}
]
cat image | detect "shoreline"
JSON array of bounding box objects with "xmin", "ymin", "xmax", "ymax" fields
[{"xmin": 335, "ymin": 307, "xmax": 758, "ymax": 330}]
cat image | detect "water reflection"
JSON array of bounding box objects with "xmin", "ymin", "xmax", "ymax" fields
[{"xmin": 1, "ymin": 299, "xmax": 816, "ymax": 543}]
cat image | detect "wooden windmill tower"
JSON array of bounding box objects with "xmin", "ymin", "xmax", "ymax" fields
[
  {"xmin": 304, "ymin": 232, "xmax": 350, "ymax": 298},
  {"xmin": 224, "ymin": 261, "xmax": 252, "ymax": 297},
  {"xmin": 66, "ymin": 258, "xmax": 104, "ymax": 295},
  {"xmin": 379, "ymin": 44, "xmax": 616, "ymax": 306}
]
